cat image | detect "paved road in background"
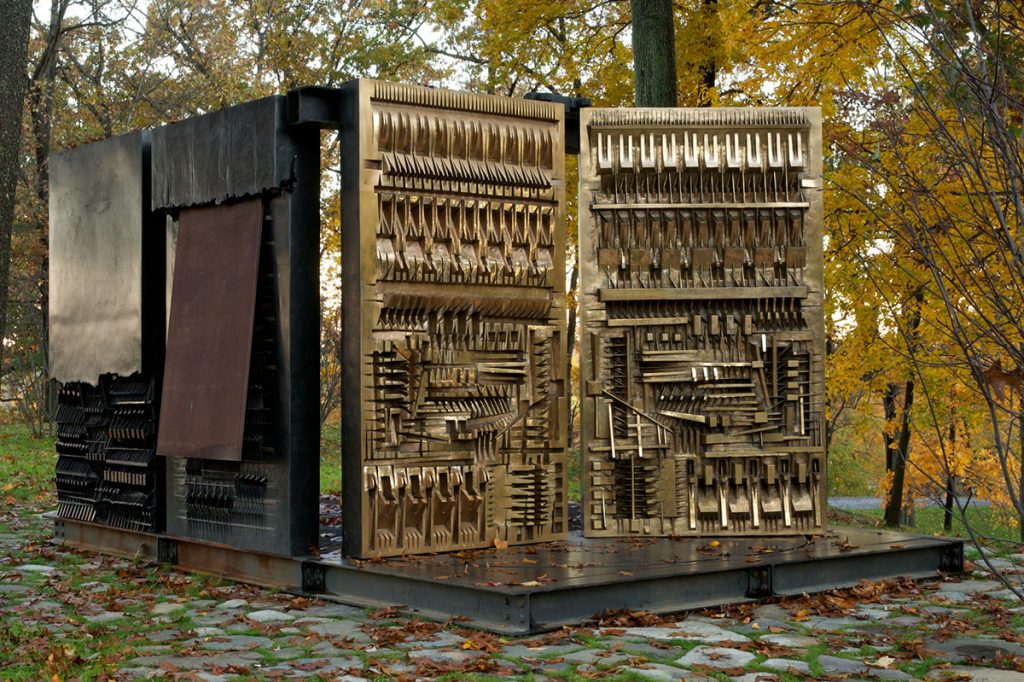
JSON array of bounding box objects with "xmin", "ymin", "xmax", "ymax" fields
[{"xmin": 829, "ymin": 496, "xmax": 992, "ymax": 510}]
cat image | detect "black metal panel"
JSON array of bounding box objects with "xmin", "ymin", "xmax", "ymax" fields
[
  {"xmin": 49, "ymin": 132, "xmax": 146, "ymax": 384},
  {"xmin": 158, "ymin": 109, "xmax": 320, "ymax": 557},
  {"xmin": 150, "ymin": 97, "xmax": 293, "ymax": 210},
  {"xmin": 163, "ymin": 216, "xmax": 285, "ymax": 554},
  {"xmin": 286, "ymin": 86, "xmax": 342, "ymax": 129}
]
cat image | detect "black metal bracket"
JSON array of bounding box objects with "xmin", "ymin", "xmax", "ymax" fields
[
  {"xmin": 286, "ymin": 86, "xmax": 343, "ymax": 129},
  {"xmin": 302, "ymin": 561, "xmax": 327, "ymax": 593},
  {"xmin": 939, "ymin": 542, "xmax": 965, "ymax": 573},
  {"xmin": 524, "ymin": 91, "xmax": 591, "ymax": 155},
  {"xmin": 157, "ymin": 537, "xmax": 179, "ymax": 565},
  {"xmin": 746, "ymin": 564, "xmax": 774, "ymax": 598}
]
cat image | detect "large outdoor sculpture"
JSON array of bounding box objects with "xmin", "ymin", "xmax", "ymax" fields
[
  {"xmin": 339, "ymin": 81, "xmax": 568, "ymax": 558},
  {"xmin": 50, "ymin": 96, "xmax": 322, "ymax": 556},
  {"xmin": 578, "ymin": 107, "xmax": 826, "ymax": 537},
  {"xmin": 49, "ymin": 92, "xmax": 825, "ymax": 555},
  {"xmin": 46, "ymin": 85, "xmax": 964, "ymax": 633}
]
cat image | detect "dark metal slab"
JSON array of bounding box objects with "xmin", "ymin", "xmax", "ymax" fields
[
  {"xmin": 53, "ymin": 515, "xmax": 963, "ymax": 635},
  {"xmin": 158, "ymin": 116, "xmax": 321, "ymax": 556},
  {"xmin": 157, "ymin": 199, "xmax": 263, "ymax": 461},
  {"xmin": 150, "ymin": 97, "xmax": 294, "ymax": 210},
  {"xmin": 49, "ymin": 132, "xmax": 146, "ymax": 384}
]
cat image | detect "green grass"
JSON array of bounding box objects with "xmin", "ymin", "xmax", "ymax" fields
[
  {"xmin": 568, "ymin": 447, "xmax": 581, "ymax": 501},
  {"xmin": 320, "ymin": 418, "xmax": 342, "ymax": 494},
  {"xmin": 0, "ymin": 419, "xmax": 55, "ymax": 507},
  {"xmin": 839, "ymin": 505, "xmax": 1020, "ymax": 543}
]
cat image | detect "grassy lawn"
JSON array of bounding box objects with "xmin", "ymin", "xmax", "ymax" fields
[
  {"xmin": 0, "ymin": 420, "xmax": 55, "ymax": 511},
  {"xmin": 319, "ymin": 418, "xmax": 342, "ymax": 495},
  {"xmin": 844, "ymin": 505, "xmax": 1020, "ymax": 543}
]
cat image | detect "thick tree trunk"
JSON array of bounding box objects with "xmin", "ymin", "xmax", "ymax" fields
[
  {"xmin": 1019, "ymin": 394, "xmax": 1024, "ymax": 542},
  {"xmin": 631, "ymin": 0, "xmax": 677, "ymax": 107},
  {"xmin": 884, "ymin": 378, "xmax": 916, "ymax": 527},
  {"xmin": 0, "ymin": 0, "xmax": 33, "ymax": 383}
]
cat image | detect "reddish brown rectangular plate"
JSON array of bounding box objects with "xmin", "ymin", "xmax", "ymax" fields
[{"xmin": 157, "ymin": 198, "xmax": 263, "ymax": 461}]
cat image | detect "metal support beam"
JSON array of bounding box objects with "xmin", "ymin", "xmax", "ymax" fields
[
  {"xmin": 286, "ymin": 86, "xmax": 343, "ymax": 129},
  {"xmin": 51, "ymin": 515, "xmax": 964, "ymax": 635},
  {"xmin": 524, "ymin": 91, "xmax": 590, "ymax": 154}
]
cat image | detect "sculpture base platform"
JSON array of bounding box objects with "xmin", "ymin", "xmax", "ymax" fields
[{"xmin": 52, "ymin": 516, "xmax": 963, "ymax": 634}]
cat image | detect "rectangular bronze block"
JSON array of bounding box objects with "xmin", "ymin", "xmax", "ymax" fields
[
  {"xmin": 579, "ymin": 108, "xmax": 826, "ymax": 538},
  {"xmin": 340, "ymin": 80, "xmax": 568, "ymax": 558}
]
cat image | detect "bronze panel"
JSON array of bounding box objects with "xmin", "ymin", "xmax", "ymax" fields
[
  {"xmin": 341, "ymin": 80, "xmax": 567, "ymax": 558},
  {"xmin": 157, "ymin": 198, "xmax": 264, "ymax": 461},
  {"xmin": 578, "ymin": 108, "xmax": 826, "ymax": 537}
]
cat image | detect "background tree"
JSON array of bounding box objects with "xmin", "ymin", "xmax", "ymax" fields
[
  {"xmin": 631, "ymin": 0, "xmax": 677, "ymax": 106},
  {"xmin": 0, "ymin": 0, "xmax": 33, "ymax": 389}
]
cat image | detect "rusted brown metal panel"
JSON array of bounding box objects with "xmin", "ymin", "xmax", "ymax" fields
[
  {"xmin": 578, "ymin": 108, "xmax": 826, "ymax": 538},
  {"xmin": 157, "ymin": 198, "xmax": 264, "ymax": 461}
]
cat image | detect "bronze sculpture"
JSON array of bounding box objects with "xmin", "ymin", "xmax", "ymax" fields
[
  {"xmin": 340, "ymin": 81, "xmax": 569, "ymax": 558},
  {"xmin": 577, "ymin": 107, "xmax": 826, "ymax": 537}
]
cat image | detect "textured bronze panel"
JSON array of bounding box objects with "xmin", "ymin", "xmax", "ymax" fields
[
  {"xmin": 578, "ymin": 108, "xmax": 826, "ymax": 537},
  {"xmin": 157, "ymin": 199, "xmax": 263, "ymax": 461},
  {"xmin": 49, "ymin": 133, "xmax": 145, "ymax": 384},
  {"xmin": 341, "ymin": 80, "xmax": 567, "ymax": 558}
]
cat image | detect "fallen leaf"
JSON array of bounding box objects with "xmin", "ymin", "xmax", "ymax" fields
[{"xmin": 869, "ymin": 655, "xmax": 896, "ymax": 669}]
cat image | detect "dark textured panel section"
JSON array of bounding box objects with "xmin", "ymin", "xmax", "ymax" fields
[
  {"xmin": 49, "ymin": 133, "xmax": 144, "ymax": 384},
  {"xmin": 164, "ymin": 197, "xmax": 306, "ymax": 554},
  {"xmin": 158, "ymin": 199, "xmax": 263, "ymax": 461},
  {"xmin": 150, "ymin": 96, "xmax": 292, "ymax": 209},
  {"xmin": 55, "ymin": 374, "xmax": 159, "ymax": 532}
]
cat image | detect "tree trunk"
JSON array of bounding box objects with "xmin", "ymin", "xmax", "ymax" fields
[
  {"xmin": 1019, "ymin": 392, "xmax": 1024, "ymax": 542},
  {"xmin": 565, "ymin": 262, "xmax": 579, "ymax": 447},
  {"xmin": 943, "ymin": 421, "xmax": 955, "ymax": 533},
  {"xmin": 631, "ymin": 0, "xmax": 677, "ymax": 107},
  {"xmin": 884, "ymin": 378, "xmax": 916, "ymax": 527},
  {"xmin": 28, "ymin": 0, "xmax": 69, "ymax": 421},
  {"xmin": 0, "ymin": 0, "xmax": 33, "ymax": 383},
  {"xmin": 698, "ymin": 0, "xmax": 718, "ymax": 105},
  {"xmin": 883, "ymin": 382, "xmax": 899, "ymax": 472}
]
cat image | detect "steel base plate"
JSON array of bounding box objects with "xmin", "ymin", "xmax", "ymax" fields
[{"xmin": 52, "ymin": 515, "xmax": 963, "ymax": 634}]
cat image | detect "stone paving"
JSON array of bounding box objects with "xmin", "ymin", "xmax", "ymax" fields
[{"xmin": 2, "ymin": 513, "xmax": 1023, "ymax": 680}]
